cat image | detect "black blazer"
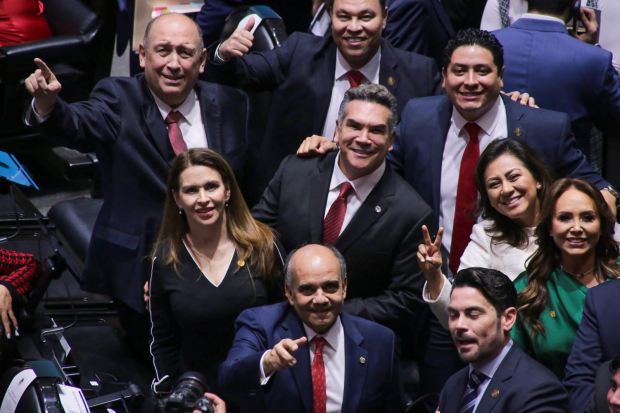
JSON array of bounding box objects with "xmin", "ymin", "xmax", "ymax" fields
[
  {"xmin": 203, "ymin": 32, "xmax": 442, "ymax": 189},
  {"xmin": 438, "ymin": 344, "xmax": 570, "ymax": 413},
  {"xmin": 29, "ymin": 74, "xmax": 250, "ymax": 312},
  {"xmin": 251, "ymin": 152, "xmax": 437, "ymax": 333}
]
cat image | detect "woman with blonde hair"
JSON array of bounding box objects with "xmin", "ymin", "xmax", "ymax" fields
[{"xmin": 149, "ymin": 148, "xmax": 284, "ymax": 394}]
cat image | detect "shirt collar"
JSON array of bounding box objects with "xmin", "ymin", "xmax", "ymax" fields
[
  {"xmin": 149, "ymin": 88, "xmax": 199, "ymax": 126},
  {"xmin": 330, "ymin": 153, "xmax": 386, "ymax": 203},
  {"xmin": 335, "ymin": 47, "xmax": 382, "ymax": 83},
  {"xmin": 520, "ymin": 13, "xmax": 566, "ymax": 25},
  {"xmin": 304, "ymin": 316, "xmax": 343, "ymax": 351},
  {"xmin": 469, "ymin": 339, "xmax": 514, "ymax": 379},
  {"xmin": 451, "ymin": 95, "xmax": 504, "ymax": 138}
]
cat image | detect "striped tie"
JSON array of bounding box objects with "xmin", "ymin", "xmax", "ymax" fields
[
  {"xmin": 458, "ymin": 369, "xmax": 487, "ymax": 413},
  {"xmin": 312, "ymin": 337, "xmax": 327, "ymax": 413},
  {"xmin": 323, "ymin": 182, "xmax": 354, "ymax": 245}
]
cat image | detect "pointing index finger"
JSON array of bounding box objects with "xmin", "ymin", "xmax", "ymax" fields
[{"xmin": 34, "ymin": 58, "xmax": 52, "ymax": 78}]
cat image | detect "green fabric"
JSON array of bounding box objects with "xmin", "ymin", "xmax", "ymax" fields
[{"xmin": 512, "ymin": 268, "xmax": 588, "ymax": 379}]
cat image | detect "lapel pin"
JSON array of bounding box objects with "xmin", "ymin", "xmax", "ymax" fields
[
  {"xmin": 387, "ymin": 77, "xmax": 395, "ymax": 86},
  {"xmin": 550, "ymin": 310, "xmax": 556, "ymax": 318},
  {"xmin": 238, "ymin": 260, "xmax": 245, "ymax": 267},
  {"xmin": 360, "ymin": 357, "xmax": 366, "ymax": 364},
  {"xmin": 514, "ymin": 127, "xmax": 523, "ymax": 137},
  {"xmin": 492, "ymin": 389, "xmax": 500, "ymax": 398},
  {"xmin": 375, "ymin": 206, "xmax": 381, "ymax": 213}
]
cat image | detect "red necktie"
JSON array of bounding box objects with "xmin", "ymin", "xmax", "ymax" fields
[
  {"xmin": 449, "ymin": 123, "xmax": 480, "ymax": 275},
  {"xmin": 345, "ymin": 70, "xmax": 364, "ymax": 88},
  {"xmin": 323, "ymin": 182, "xmax": 354, "ymax": 245},
  {"xmin": 312, "ymin": 337, "xmax": 327, "ymax": 413},
  {"xmin": 165, "ymin": 111, "xmax": 188, "ymax": 155}
]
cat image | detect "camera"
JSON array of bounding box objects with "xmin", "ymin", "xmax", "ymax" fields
[{"xmin": 155, "ymin": 372, "xmax": 214, "ymax": 413}]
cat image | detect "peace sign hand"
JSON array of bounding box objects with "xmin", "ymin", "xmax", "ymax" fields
[{"xmin": 416, "ymin": 226, "xmax": 446, "ymax": 299}]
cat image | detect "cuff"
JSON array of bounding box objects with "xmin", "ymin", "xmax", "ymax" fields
[
  {"xmin": 28, "ymin": 99, "xmax": 53, "ymax": 124},
  {"xmin": 214, "ymin": 43, "xmax": 227, "ymax": 64},
  {"xmin": 259, "ymin": 350, "xmax": 274, "ymax": 385}
]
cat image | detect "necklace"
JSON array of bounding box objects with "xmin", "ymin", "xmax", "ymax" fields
[{"xmin": 560, "ymin": 264, "xmax": 595, "ymax": 278}]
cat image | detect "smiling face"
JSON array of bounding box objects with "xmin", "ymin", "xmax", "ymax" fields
[
  {"xmin": 442, "ymin": 45, "xmax": 504, "ymax": 122},
  {"xmin": 484, "ymin": 154, "xmax": 540, "ymax": 227},
  {"xmin": 285, "ymin": 245, "xmax": 347, "ymax": 335},
  {"xmin": 448, "ymin": 286, "xmax": 515, "ymax": 368},
  {"xmin": 551, "ymin": 188, "xmax": 601, "ymax": 265},
  {"xmin": 334, "ymin": 100, "xmax": 395, "ymax": 181},
  {"xmin": 139, "ymin": 14, "xmax": 206, "ymax": 108},
  {"xmin": 330, "ymin": 0, "xmax": 387, "ymax": 70},
  {"xmin": 173, "ymin": 165, "xmax": 230, "ymax": 234}
]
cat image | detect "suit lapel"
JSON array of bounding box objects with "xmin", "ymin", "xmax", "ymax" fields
[
  {"xmin": 279, "ymin": 308, "xmax": 313, "ymax": 413},
  {"xmin": 502, "ymin": 95, "xmax": 527, "ymax": 140},
  {"xmin": 341, "ymin": 313, "xmax": 368, "ymax": 413},
  {"xmin": 475, "ymin": 345, "xmax": 518, "ymax": 413},
  {"xmin": 379, "ymin": 41, "xmax": 400, "ymax": 98},
  {"xmin": 310, "ymin": 153, "xmax": 337, "ymax": 242},
  {"xmin": 334, "ymin": 164, "xmax": 394, "ymax": 253},
  {"xmin": 431, "ymin": 97, "xmax": 453, "ymax": 213},
  {"xmin": 313, "ymin": 40, "xmax": 338, "ymax": 134},
  {"xmin": 140, "ymin": 75, "xmax": 176, "ymax": 166},
  {"xmin": 197, "ymin": 83, "xmax": 222, "ymax": 154}
]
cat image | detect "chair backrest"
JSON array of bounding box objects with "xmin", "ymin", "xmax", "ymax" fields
[
  {"xmin": 42, "ymin": 0, "xmax": 103, "ymax": 36},
  {"xmin": 220, "ymin": 5, "xmax": 288, "ymax": 52}
]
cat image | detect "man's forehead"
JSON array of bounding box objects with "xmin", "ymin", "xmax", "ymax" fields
[
  {"xmin": 449, "ymin": 45, "xmax": 496, "ymax": 67},
  {"xmin": 345, "ymin": 101, "xmax": 390, "ymax": 123},
  {"xmin": 333, "ymin": 0, "xmax": 383, "ymax": 12},
  {"xmin": 147, "ymin": 15, "xmax": 200, "ymax": 44},
  {"xmin": 450, "ymin": 286, "xmax": 492, "ymax": 308}
]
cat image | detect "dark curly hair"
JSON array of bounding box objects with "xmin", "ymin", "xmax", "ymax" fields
[{"xmin": 443, "ymin": 28, "xmax": 504, "ymax": 71}]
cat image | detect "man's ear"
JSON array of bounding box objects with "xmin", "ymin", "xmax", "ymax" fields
[
  {"xmin": 139, "ymin": 43, "xmax": 147, "ymax": 69},
  {"xmin": 199, "ymin": 48, "xmax": 207, "ymax": 73},
  {"xmin": 285, "ymin": 284, "xmax": 295, "ymax": 305},
  {"xmin": 502, "ymin": 307, "xmax": 517, "ymax": 332},
  {"xmin": 342, "ymin": 276, "xmax": 347, "ymax": 300},
  {"xmin": 387, "ymin": 129, "xmax": 396, "ymax": 151},
  {"xmin": 441, "ymin": 67, "xmax": 447, "ymax": 89},
  {"xmin": 333, "ymin": 120, "xmax": 340, "ymax": 144}
]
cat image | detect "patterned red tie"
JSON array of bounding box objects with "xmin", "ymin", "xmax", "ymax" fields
[
  {"xmin": 165, "ymin": 111, "xmax": 188, "ymax": 155},
  {"xmin": 323, "ymin": 182, "xmax": 354, "ymax": 245},
  {"xmin": 345, "ymin": 70, "xmax": 364, "ymax": 88},
  {"xmin": 312, "ymin": 337, "xmax": 327, "ymax": 413},
  {"xmin": 449, "ymin": 123, "xmax": 480, "ymax": 275}
]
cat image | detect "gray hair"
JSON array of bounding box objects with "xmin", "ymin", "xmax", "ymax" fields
[
  {"xmin": 284, "ymin": 244, "xmax": 347, "ymax": 289},
  {"xmin": 337, "ymin": 83, "xmax": 398, "ymax": 136},
  {"xmin": 143, "ymin": 13, "xmax": 204, "ymax": 51}
]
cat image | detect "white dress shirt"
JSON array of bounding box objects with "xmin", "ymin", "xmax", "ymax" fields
[
  {"xmin": 151, "ymin": 89, "xmax": 208, "ymax": 150},
  {"xmin": 471, "ymin": 340, "xmax": 514, "ymax": 413},
  {"xmin": 258, "ymin": 317, "xmax": 346, "ymax": 413},
  {"xmin": 321, "ymin": 48, "xmax": 381, "ymax": 141},
  {"xmin": 439, "ymin": 96, "xmax": 508, "ymax": 275},
  {"xmin": 324, "ymin": 153, "xmax": 386, "ymax": 236}
]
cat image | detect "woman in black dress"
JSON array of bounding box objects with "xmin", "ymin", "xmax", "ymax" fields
[{"xmin": 149, "ymin": 148, "xmax": 284, "ymax": 395}]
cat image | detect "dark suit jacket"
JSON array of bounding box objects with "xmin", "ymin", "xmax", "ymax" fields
[
  {"xmin": 438, "ymin": 344, "xmax": 570, "ymax": 413},
  {"xmin": 563, "ymin": 279, "xmax": 620, "ymax": 413},
  {"xmin": 585, "ymin": 361, "xmax": 614, "ymax": 413},
  {"xmin": 493, "ymin": 18, "xmax": 620, "ymax": 156},
  {"xmin": 383, "ymin": 0, "xmax": 454, "ymax": 68},
  {"xmin": 219, "ymin": 301, "xmax": 405, "ymax": 412},
  {"xmin": 388, "ymin": 94, "xmax": 610, "ymax": 221},
  {"xmin": 251, "ymin": 152, "xmax": 437, "ymax": 333},
  {"xmin": 29, "ymin": 74, "xmax": 250, "ymax": 313},
  {"xmin": 203, "ymin": 32, "xmax": 442, "ymax": 189}
]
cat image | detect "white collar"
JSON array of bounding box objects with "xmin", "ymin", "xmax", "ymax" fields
[
  {"xmin": 335, "ymin": 47, "xmax": 382, "ymax": 82},
  {"xmin": 330, "ymin": 153, "xmax": 386, "ymax": 203},
  {"xmin": 149, "ymin": 88, "xmax": 199, "ymax": 126},
  {"xmin": 520, "ymin": 13, "xmax": 566, "ymax": 26},
  {"xmin": 304, "ymin": 316, "xmax": 343, "ymax": 352},
  {"xmin": 452, "ymin": 95, "xmax": 504, "ymax": 138}
]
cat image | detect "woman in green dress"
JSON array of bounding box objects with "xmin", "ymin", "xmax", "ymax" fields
[{"xmin": 513, "ymin": 178, "xmax": 620, "ymax": 379}]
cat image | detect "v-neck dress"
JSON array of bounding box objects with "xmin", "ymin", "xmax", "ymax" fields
[
  {"xmin": 511, "ymin": 268, "xmax": 589, "ymax": 379},
  {"xmin": 149, "ymin": 244, "xmax": 284, "ymax": 393}
]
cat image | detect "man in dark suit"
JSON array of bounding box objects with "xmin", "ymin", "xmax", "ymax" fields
[
  {"xmin": 24, "ymin": 13, "xmax": 250, "ymax": 361},
  {"xmin": 439, "ymin": 267, "xmax": 570, "ymax": 413},
  {"xmin": 492, "ymin": 0, "xmax": 620, "ymax": 162},
  {"xmin": 219, "ymin": 243, "xmax": 405, "ymax": 412},
  {"xmin": 204, "ymin": 0, "xmax": 442, "ymax": 190},
  {"xmin": 563, "ymin": 279, "xmax": 620, "ymax": 413},
  {"xmin": 252, "ymin": 84, "xmax": 435, "ymax": 335}
]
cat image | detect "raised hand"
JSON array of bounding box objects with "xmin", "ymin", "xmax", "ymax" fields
[
  {"xmin": 262, "ymin": 336, "xmax": 308, "ymax": 377},
  {"xmin": 297, "ymin": 135, "xmax": 338, "ymax": 157},
  {"xmin": 568, "ymin": 7, "xmax": 599, "ymax": 45},
  {"xmin": 416, "ymin": 226, "xmax": 445, "ymax": 299},
  {"xmin": 218, "ymin": 17, "xmax": 255, "ymax": 61},
  {"xmin": 25, "ymin": 58, "xmax": 62, "ymax": 116}
]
